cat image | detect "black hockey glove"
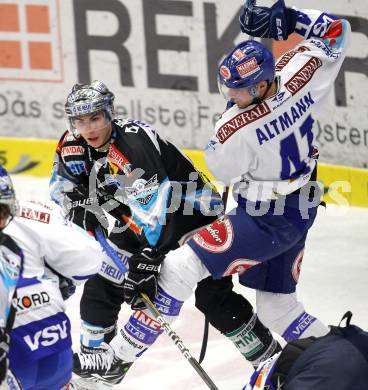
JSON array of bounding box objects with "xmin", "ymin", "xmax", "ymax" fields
[
  {"xmin": 59, "ymin": 276, "xmax": 76, "ymax": 300},
  {"xmin": 45, "ymin": 262, "xmax": 77, "ymax": 300},
  {"xmin": 65, "ymin": 195, "xmax": 108, "ymax": 237},
  {"xmin": 0, "ymin": 328, "xmax": 9, "ymax": 385},
  {"xmin": 123, "ymin": 247, "xmax": 165, "ymax": 310},
  {"xmin": 239, "ymin": 0, "xmax": 297, "ymax": 40}
]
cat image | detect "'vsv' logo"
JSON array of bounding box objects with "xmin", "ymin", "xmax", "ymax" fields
[{"xmin": 23, "ymin": 320, "xmax": 68, "ymax": 351}]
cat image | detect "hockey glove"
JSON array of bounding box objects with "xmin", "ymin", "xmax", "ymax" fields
[
  {"xmin": 59, "ymin": 276, "xmax": 76, "ymax": 300},
  {"xmin": 239, "ymin": 0, "xmax": 297, "ymax": 40},
  {"xmin": 0, "ymin": 328, "xmax": 9, "ymax": 385},
  {"xmin": 123, "ymin": 247, "xmax": 165, "ymax": 310},
  {"xmin": 45, "ymin": 262, "xmax": 77, "ymax": 300},
  {"xmin": 66, "ymin": 195, "xmax": 109, "ymax": 237}
]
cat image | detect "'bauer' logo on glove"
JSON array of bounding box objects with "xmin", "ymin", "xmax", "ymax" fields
[{"xmin": 123, "ymin": 247, "xmax": 165, "ymax": 309}]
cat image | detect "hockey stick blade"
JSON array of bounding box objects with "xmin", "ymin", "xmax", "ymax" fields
[
  {"xmin": 94, "ymin": 228, "xmax": 219, "ymax": 390},
  {"xmin": 140, "ymin": 293, "xmax": 219, "ymax": 390}
]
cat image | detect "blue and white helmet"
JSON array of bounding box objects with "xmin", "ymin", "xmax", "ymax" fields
[
  {"xmin": 218, "ymin": 40, "xmax": 275, "ymax": 94},
  {"xmin": 0, "ymin": 166, "xmax": 18, "ymax": 218}
]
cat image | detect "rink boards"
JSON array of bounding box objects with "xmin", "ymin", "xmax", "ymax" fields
[{"xmin": 1, "ymin": 136, "xmax": 368, "ymax": 207}]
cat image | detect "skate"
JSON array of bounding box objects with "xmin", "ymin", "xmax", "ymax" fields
[{"xmin": 72, "ymin": 343, "xmax": 133, "ymax": 389}]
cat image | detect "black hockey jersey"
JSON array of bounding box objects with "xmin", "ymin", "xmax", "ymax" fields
[{"xmin": 50, "ymin": 118, "xmax": 222, "ymax": 253}]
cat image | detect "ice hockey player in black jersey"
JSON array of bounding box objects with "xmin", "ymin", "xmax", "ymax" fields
[{"xmin": 50, "ymin": 80, "xmax": 281, "ymax": 388}]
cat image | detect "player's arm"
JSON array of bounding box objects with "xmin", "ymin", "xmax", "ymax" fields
[
  {"xmin": 0, "ymin": 326, "xmax": 9, "ymax": 386},
  {"xmin": 204, "ymin": 121, "xmax": 254, "ymax": 186},
  {"xmin": 50, "ymin": 132, "xmax": 82, "ymax": 207},
  {"xmin": 0, "ymin": 235, "xmax": 22, "ymax": 385},
  {"xmin": 38, "ymin": 211, "xmax": 122, "ymax": 285},
  {"xmin": 49, "ymin": 133, "xmax": 107, "ymax": 235},
  {"xmin": 240, "ymin": 0, "xmax": 351, "ymax": 57}
]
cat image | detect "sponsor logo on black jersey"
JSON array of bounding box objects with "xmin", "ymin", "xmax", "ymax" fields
[{"xmin": 125, "ymin": 174, "xmax": 159, "ymax": 205}]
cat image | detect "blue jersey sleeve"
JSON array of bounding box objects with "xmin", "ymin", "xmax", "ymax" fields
[{"xmin": 0, "ymin": 234, "xmax": 23, "ymax": 328}]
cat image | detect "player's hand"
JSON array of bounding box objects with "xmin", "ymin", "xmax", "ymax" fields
[
  {"xmin": 239, "ymin": 0, "xmax": 297, "ymax": 40},
  {"xmin": 0, "ymin": 328, "xmax": 9, "ymax": 385},
  {"xmin": 66, "ymin": 196, "xmax": 109, "ymax": 236},
  {"xmin": 59, "ymin": 276, "xmax": 76, "ymax": 300},
  {"xmin": 123, "ymin": 247, "xmax": 165, "ymax": 309}
]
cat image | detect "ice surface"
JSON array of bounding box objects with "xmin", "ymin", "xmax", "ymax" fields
[{"xmin": 11, "ymin": 175, "xmax": 368, "ymax": 390}]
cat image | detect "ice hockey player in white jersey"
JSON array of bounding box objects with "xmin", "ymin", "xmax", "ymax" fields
[
  {"xmin": 0, "ymin": 166, "xmax": 23, "ymax": 389},
  {"xmin": 73, "ymin": 1, "xmax": 351, "ymax": 387},
  {"xmin": 0, "ymin": 165, "xmax": 123, "ymax": 389}
]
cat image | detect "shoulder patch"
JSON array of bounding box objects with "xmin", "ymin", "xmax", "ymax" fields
[
  {"xmin": 19, "ymin": 206, "xmax": 51, "ymax": 224},
  {"xmin": 285, "ymin": 57, "xmax": 322, "ymax": 95},
  {"xmin": 57, "ymin": 131, "xmax": 82, "ymax": 155},
  {"xmin": 275, "ymin": 46, "xmax": 310, "ymax": 72},
  {"xmin": 61, "ymin": 145, "xmax": 85, "ymax": 158},
  {"xmin": 107, "ymin": 144, "xmax": 132, "ymax": 176},
  {"xmin": 216, "ymin": 102, "xmax": 270, "ymax": 144}
]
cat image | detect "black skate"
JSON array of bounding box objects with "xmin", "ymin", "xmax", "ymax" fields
[{"xmin": 72, "ymin": 343, "xmax": 132, "ymax": 389}]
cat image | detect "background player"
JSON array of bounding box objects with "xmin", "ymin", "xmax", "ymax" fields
[
  {"xmin": 242, "ymin": 312, "xmax": 368, "ymax": 390},
  {"xmin": 0, "ymin": 166, "xmax": 23, "ymax": 389},
  {"xmin": 79, "ymin": 1, "xmax": 351, "ymax": 384},
  {"xmin": 0, "ymin": 165, "xmax": 121, "ymax": 389},
  {"xmin": 52, "ymin": 81, "xmax": 281, "ymax": 388}
]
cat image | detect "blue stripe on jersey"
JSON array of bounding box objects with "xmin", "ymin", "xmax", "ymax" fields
[
  {"xmin": 72, "ymin": 273, "xmax": 95, "ymax": 281},
  {"xmin": 17, "ymin": 276, "xmax": 40, "ymax": 288}
]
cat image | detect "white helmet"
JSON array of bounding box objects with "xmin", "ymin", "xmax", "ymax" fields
[{"xmin": 65, "ymin": 80, "xmax": 115, "ymax": 135}]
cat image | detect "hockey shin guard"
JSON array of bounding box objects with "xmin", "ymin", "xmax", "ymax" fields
[
  {"xmin": 110, "ymin": 287, "xmax": 183, "ymax": 362},
  {"xmin": 256, "ymin": 291, "xmax": 329, "ymax": 342},
  {"xmin": 80, "ymin": 321, "xmax": 116, "ymax": 354},
  {"xmin": 281, "ymin": 311, "xmax": 329, "ymax": 342},
  {"xmin": 225, "ymin": 314, "xmax": 281, "ymax": 366}
]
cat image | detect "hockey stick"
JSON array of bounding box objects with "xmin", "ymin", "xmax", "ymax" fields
[
  {"xmin": 140, "ymin": 292, "xmax": 219, "ymax": 390},
  {"xmin": 94, "ymin": 228, "xmax": 220, "ymax": 390},
  {"xmin": 198, "ymin": 317, "xmax": 209, "ymax": 364},
  {"xmin": 198, "ymin": 185, "xmax": 229, "ymax": 364}
]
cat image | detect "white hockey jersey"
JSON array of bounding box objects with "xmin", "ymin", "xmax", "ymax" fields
[
  {"xmin": 206, "ymin": 10, "xmax": 351, "ymax": 201},
  {"xmin": 3, "ymin": 200, "xmax": 118, "ymax": 363}
]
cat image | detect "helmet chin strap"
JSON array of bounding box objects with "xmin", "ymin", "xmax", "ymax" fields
[{"xmin": 248, "ymin": 82, "xmax": 273, "ymax": 105}]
